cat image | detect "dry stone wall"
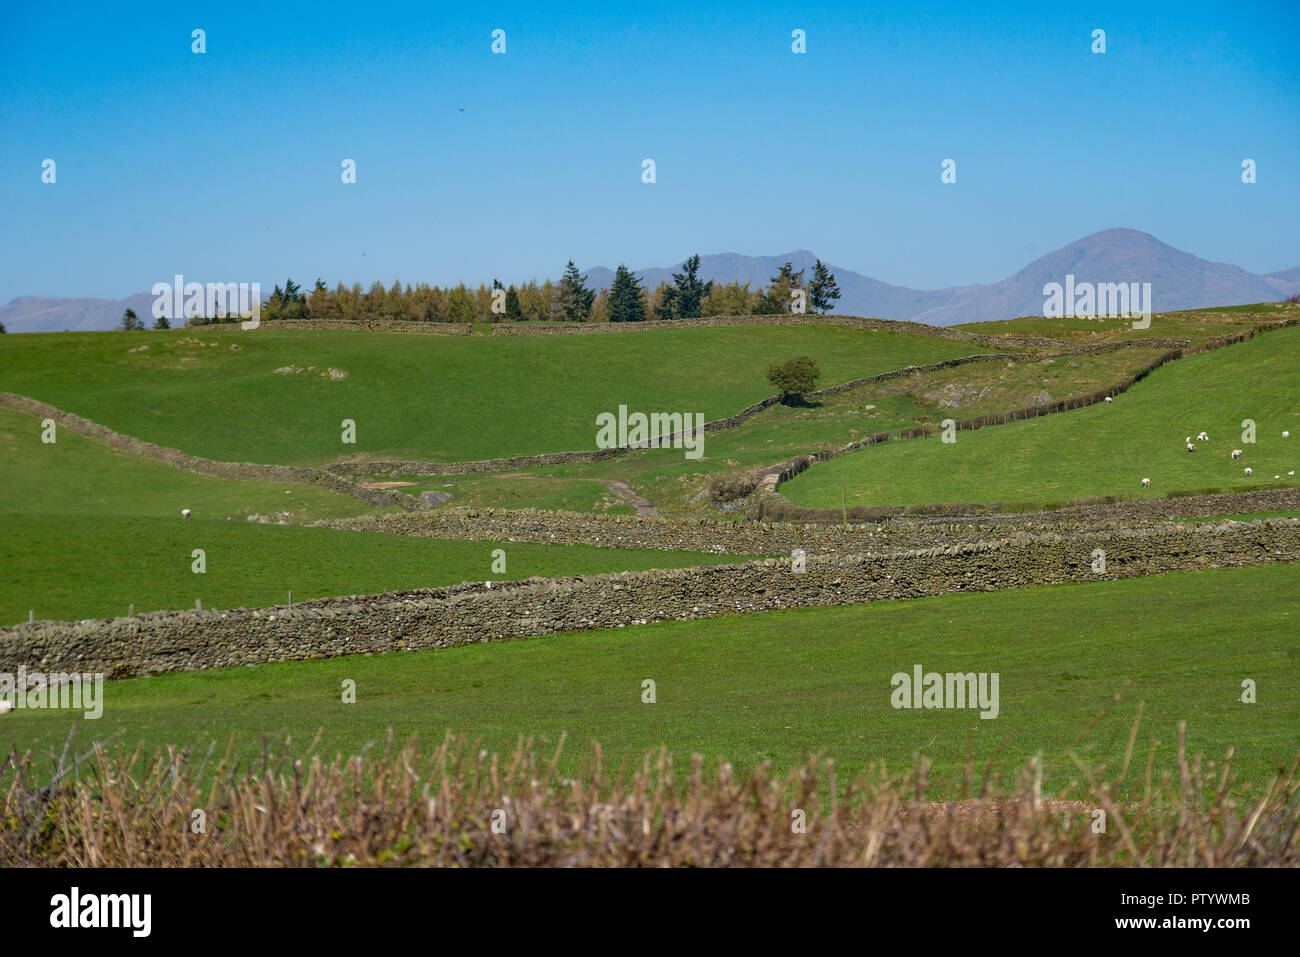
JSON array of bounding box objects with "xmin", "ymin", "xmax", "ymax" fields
[
  {"xmin": 3, "ymin": 519, "xmax": 1295, "ymax": 678},
  {"xmin": 315, "ymin": 487, "xmax": 1300, "ymax": 555}
]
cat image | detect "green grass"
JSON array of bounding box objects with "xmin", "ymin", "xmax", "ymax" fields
[
  {"xmin": 4, "ymin": 563, "xmax": 1295, "ymax": 795},
  {"xmin": 387, "ymin": 347, "xmax": 1169, "ymax": 520},
  {"xmin": 389, "ymin": 473, "xmax": 635, "ymax": 515},
  {"xmin": 955, "ymin": 301, "xmax": 1298, "ymax": 345},
  {"xmin": 0, "ymin": 325, "xmax": 987, "ymax": 466},
  {"xmin": 0, "ymin": 406, "xmax": 384, "ymax": 522},
  {"xmin": 0, "ymin": 515, "xmax": 753, "ymax": 625},
  {"xmin": 782, "ymin": 324, "xmax": 1300, "ymax": 509}
]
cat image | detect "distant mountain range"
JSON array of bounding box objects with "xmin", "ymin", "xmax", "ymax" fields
[{"xmin": 3, "ymin": 228, "xmax": 1296, "ymax": 334}]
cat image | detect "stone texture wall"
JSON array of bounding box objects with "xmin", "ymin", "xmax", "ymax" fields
[
  {"xmin": 314, "ymin": 488, "xmax": 1300, "ymax": 555},
  {"xmin": 3, "ymin": 519, "xmax": 1294, "ymax": 677},
  {"xmin": 254, "ymin": 319, "xmax": 472, "ymax": 335},
  {"xmin": 0, "ymin": 393, "xmax": 417, "ymax": 512}
]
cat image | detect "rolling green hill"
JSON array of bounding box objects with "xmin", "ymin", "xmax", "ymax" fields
[
  {"xmin": 0, "ymin": 324, "xmax": 987, "ymax": 466},
  {"xmin": 781, "ymin": 324, "xmax": 1300, "ymax": 509}
]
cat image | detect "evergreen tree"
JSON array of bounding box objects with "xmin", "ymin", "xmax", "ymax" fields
[
  {"xmin": 505, "ymin": 285, "xmax": 522, "ymax": 320},
  {"xmin": 758, "ymin": 262, "xmax": 805, "ymax": 314},
  {"xmin": 808, "ymin": 260, "xmax": 841, "ymax": 314},
  {"xmin": 652, "ymin": 282, "xmax": 677, "ymax": 321},
  {"xmin": 152, "ymin": 313, "xmax": 170, "ymax": 330},
  {"xmin": 119, "ymin": 307, "xmax": 144, "ymax": 331},
  {"xmin": 608, "ymin": 265, "xmax": 647, "ymax": 322},
  {"xmin": 556, "ymin": 260, "xmax": 595, "ymax": 321},
  {"xmin": 669, "ymin": 254, "xmax": 713, "ymax": 319}
]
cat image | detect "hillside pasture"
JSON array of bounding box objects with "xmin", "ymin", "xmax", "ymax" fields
[
  {"xmin": 781, "ymin": 324, "xmax": 1300, "ymax": 509},
  {"xmin": 0, "ymin": 324, "xmax": 990, "ymax": 466},
  {"xmin": 3, "ymin": 562, "xmax": 1294, "ymax": 794}
]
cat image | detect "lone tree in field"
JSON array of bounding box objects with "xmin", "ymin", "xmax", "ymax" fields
[
  {"xmin": 608, "ymin": 264, "xmax": 647, "ymax": 322},
  {"xmin": 808, "ymin": 259, "xmax": 841, "ymax": 314},
  {"xmin": 669, "ymin": 254, "xmax": 713, "ymax": 319},
  {"xmin": 119, "ymin": 307, "xmax": 144, "ymax": 331},
  {"xmin": 556, "ymin": 260, "xmax": 595, "ymax": 321},
  {"xmin": 767, "ymin": 355, "xmax": 821, "ymax": 403}
]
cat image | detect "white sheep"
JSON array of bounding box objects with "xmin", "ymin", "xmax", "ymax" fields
[
  {"xmin": 1141, "ymin": 478, "xmax": 1150, "ymax": 488},
  {"xmin": 1244, "ymin": 467, "xmax": 1253, "ymax": 477},
  {"xmin": 1231, "ymin": 449, "xmax": 1242, "ymax": 460},
  {"xmin": 1197, "ymin": 431, "xmax": 1209, "ymax": 441},
  {"xmin": 1104, "ymin": 396, "xmax": 1112, "ymax": 403},
  {"xmin": 1186, "ymin": 442, "xmax": 1196, "ymax": 452},
  {"xmin": 181, "ymin": 508, "xmax": 191, "ymax": 519},
  {"xmin": 1285, "ymin": 431, "xmax": 1291, "ymax": 438}
]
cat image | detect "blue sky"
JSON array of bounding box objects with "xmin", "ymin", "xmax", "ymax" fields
[{"xmin": 2, "ymin": 0, "xmax": 1297, "ymax": 301}]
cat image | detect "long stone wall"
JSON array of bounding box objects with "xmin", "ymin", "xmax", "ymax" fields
[
  {"xmin": 3, "ymin": 519, "xmax": 1295, "ymax": 677},
  {"xmin": 314, "ymin": 488, "xmax": 1300, "ymax": 555},
  {"xmin": 0, "ymin": 393, "xmax": 418, "ymax": 512},
  {"xmin": 250, "ymin": 319, "xmax": 473, "ymax": 334}
]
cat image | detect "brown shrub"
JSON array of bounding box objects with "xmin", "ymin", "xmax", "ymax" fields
[{"xmin": 2, "ymin": 725, "xmax": 1295, "ymax": 867}]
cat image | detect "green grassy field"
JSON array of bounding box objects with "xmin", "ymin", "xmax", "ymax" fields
[
  {"xmin": 955, "ymin": 301, "xmax": 1298, "ymax": 345},
  {"xmin": 4, "ymin": 563, "xmax": 1295, "ymax": 795},
  {"xmin": 0, "ymin": 406, "xmax": 383, "ymax": 521},
  {"xmin": 0, "ymin": 515, "xmax": 757, "ymax": 625},
  {"xmin": 0, "ymin": 324, "xmax": 988, "ymax": 466},
  {"xmin": 0, "ymin": 405, "xmax": 752, "ymax": 623},
  {"xmin": 782, "ymin": 324, "xmax": 1300, "ymax": 509},
  {"xmin": 368, "ymin": 346, "xmax": 1171, "ymax": 519}
]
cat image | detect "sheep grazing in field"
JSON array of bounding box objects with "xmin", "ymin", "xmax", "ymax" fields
[
  {"xmin": 181, "ymin": 508, "xmax": 191, "ymax": 518},
  {"xmin": 1244, "ymin": 467, "xmax": 1253, "ymax": 477},
  {"xmin": 1231, "ymin": 449, "xmax": 1242, "ymax": 460},
  {"xmin": 1141, "ymin": 478, "xmax": 1150, "ymax": 488},
  {"xmin": 1285, "ymin": 431, "xmax": 1291, "ymax": 438},
  {"xmin": 1197, "ymin": 431, "xmax": 1209, "ymax": 442},
  {"xmin": 1186, "ymin": 442, "xmax": 1196, "ymax": 452},
  {"xmin": 1103, "ymin": 396, "xmax": 1112, "ymax": 403}
]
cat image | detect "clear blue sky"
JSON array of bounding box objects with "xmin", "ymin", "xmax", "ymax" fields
[{"xmin": 2, "ymin": 0, "xmax": 1297, "ymax": 301}]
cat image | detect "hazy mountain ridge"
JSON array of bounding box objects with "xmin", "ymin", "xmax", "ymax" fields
[{"xmin": 3, "ymin": 229, "xmax": 1294, "ymax": 333}]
